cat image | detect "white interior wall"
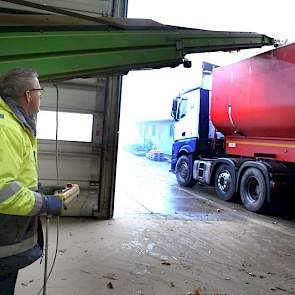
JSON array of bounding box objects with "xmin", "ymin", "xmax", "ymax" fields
[{"xmin": 38, "ymin": 77, "xmax": 106, "ymax": 216}]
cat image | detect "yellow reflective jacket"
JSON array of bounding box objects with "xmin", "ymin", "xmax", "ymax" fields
[{"xmin": 0, "ymin": 97, "xmax": 44, "ymax": 259}]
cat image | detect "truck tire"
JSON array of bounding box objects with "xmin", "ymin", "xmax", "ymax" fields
[
  {"xmin": 215, "ymin": 164, "xmax": 236, "ymax": 201},
  {"xmin": 240, "ymin": 167, "xmax": 267, "ymax": 212},
  {"xmin": 175, "ymin": 155, "xmax": 196, "ymax": 187}
]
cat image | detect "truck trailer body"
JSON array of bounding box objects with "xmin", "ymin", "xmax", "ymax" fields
[
  {"xmin": 211, "ymin": 43, "xmax": 295, "ymax": 162},
  {"xmin": 171, "ymin": 43, "xmax": 295, "ymax": 213}
]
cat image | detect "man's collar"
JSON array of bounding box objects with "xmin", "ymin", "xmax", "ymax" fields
[{"xmin": 1, "ymin": 97, "xmax": 36, "ymax": 136}]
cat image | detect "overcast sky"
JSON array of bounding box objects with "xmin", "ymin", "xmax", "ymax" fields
[{"xmin": 120, "ymin": 0, "xmax": 295, "ymax": 130}]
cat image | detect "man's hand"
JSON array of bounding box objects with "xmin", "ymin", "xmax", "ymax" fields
[
  {"xmin": 39, "ymin": 185, "xmax": 64, "ymax": 195},
  {"xmin": 43, "ymin": 195, "xmax": 63, "ymax": 216}
]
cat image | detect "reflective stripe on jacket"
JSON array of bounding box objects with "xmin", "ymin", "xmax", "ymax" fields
[{"xmin": 0, "ymin": 97, "xmax": 44, "ymax": 258}]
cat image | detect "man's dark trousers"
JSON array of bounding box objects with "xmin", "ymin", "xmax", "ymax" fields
[{"xmin": 0, "ymin": 271, "xmax": 18, "ymax": 295}]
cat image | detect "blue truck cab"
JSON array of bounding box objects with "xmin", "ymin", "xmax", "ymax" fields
[{"xmin": 171, "ymin": 62, "xmax": 220, "ymax": 187}]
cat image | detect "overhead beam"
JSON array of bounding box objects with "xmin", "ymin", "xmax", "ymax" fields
[{"xmin": 0, "ymin": 16, "xmax": 275, "ymax": 82}]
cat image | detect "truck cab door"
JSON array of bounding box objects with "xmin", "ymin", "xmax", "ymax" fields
[{"xmin": 173, "ymin": 89, "xmax": 201, "ymax": 142}]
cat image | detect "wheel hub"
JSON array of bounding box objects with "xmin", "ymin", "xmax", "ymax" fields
[
  {"xmin": 247, "ymin": 177, "xmax": 260, "ymax": 202},
  {"xmin": 217, "ymin": 170, "xmax": 231, "ymax": 193},
  {"xmin": 179, "ymin": 161, "xmax": 188, "ymax": 179}
]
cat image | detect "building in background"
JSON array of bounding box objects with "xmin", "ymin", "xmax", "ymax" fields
[
  {"xmin": 136, "ymin": 118, "xmax": 174, "ymax": 156},
  {"xmin": 124, "ymin": 118, "xmax": 174, "ymax": 157}
]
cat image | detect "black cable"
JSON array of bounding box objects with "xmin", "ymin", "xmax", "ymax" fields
[
  {"xmin": 37, "ymin": 84, "xmax": 61, "ymax": 295},
  {"xmin": 37, "ymin": 217, "xmax": 60, "ymax": 295},
  {"xmin": 55, "ymin": 85, "xmax": 60, "ymax": 186}
]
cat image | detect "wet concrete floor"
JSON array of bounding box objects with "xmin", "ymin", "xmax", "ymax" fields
[{"xmin": 115, "ymin": 151, "xmax": 295, "ymax": 225}]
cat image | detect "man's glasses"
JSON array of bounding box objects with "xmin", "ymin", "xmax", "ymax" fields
[{"xmin": 27, "ymin": 88, "xmax": 44, "ymax": 92}]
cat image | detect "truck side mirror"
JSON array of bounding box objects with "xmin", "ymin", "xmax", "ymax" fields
[{"xmin": 171, "ymin": 97, "xmax": 179, "ymax": 120}]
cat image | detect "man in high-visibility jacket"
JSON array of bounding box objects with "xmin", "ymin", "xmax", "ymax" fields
[{"xmin": 0, "ymin": 69, "xmax": 63, "ymax": 294}]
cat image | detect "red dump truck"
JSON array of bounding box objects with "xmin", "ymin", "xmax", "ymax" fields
[{"xmin": 171, "ymin": 43, "xmax": 295, "ymax": 213}]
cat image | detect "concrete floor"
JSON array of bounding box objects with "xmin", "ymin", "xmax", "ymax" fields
[{"xmin": 15, "ymin": 151, "xmax": 295, "ymax": 295}]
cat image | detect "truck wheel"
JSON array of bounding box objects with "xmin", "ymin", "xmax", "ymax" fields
[
  {"xmin": 175, "ymin": 155, "xmax": 196, "ymax": 187},
  {"xmin": 240, "ymin": 167, "xmax": 267, "ymax": 212},
  {"xmin": 215, "ymin": 164, "xmax": 236, "ymax": 201}
]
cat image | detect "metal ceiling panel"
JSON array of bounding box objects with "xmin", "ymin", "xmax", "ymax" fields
[{"xmin": 0, "ymin": 0, "xmax": 113, "ymax": 16}]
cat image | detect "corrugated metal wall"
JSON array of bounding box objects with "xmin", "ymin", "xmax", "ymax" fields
[{"xmin": 39, "ymin": 78, "xmax": 106, "ymax": 216}]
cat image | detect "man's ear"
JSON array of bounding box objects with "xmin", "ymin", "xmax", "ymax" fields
[{"xmin": 24, "ymin": 91, "xmax": 31, "ymax": 104}]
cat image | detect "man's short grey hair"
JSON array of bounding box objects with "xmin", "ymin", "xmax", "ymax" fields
[{"xmin": 0, "ymin": 68, "xmax": 38, "ymax": 100}]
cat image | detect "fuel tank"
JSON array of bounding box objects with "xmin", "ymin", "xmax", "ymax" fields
[{"xmin": 211, "ymin": 43, "xmax": 295, "ymax": 139}]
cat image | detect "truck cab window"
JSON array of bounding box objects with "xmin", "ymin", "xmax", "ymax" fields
[{"xmin": 178, "ymin": 98, "xmax": 188, "ymax": 120}]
